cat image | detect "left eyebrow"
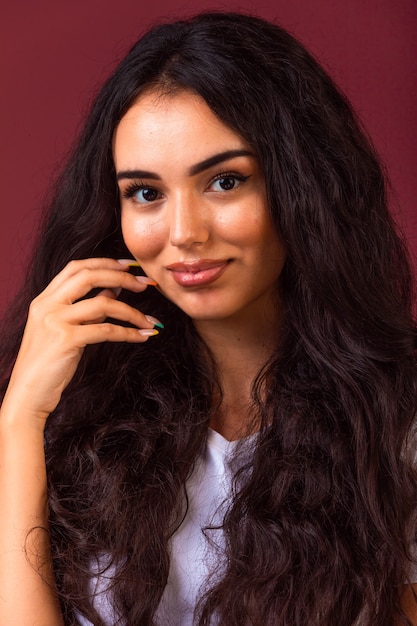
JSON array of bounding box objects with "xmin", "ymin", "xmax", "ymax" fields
[
  {"xmin": 188, "ymin": 149, "xmax": 255, "ymax": 176},
  {"xmin": 116, "ymin": 149, "xmax": 255, "ymax": 182}
]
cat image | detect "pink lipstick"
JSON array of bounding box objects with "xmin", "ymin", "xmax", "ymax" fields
[{"xmin": 166, "ymin": 259, "xmax": 230, "ymax": 287}]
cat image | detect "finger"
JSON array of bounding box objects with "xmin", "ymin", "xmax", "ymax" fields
[
  {"xmin": 40, "ymin": 258, "xmax": 129, "ymax": 296},
  {"xmin": 73, "ymin": 322, "xmax": 160, "ymax": 346},
  {"xmin": 41, "ymin": 267, "xmax": 156, "ymax": 305},
  {"xmin": 62, "ymin": 295, "xmax": 158, "ymax": 329}
]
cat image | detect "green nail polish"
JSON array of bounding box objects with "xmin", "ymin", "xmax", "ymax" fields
[{"xmin": 154, "ymin": 321, "xmax": 165, "ymax": 329}]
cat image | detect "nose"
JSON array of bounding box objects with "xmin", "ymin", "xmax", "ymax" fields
[{"xmin": 169, "ymin": 192, "xmax": 210, "ymax": 248}]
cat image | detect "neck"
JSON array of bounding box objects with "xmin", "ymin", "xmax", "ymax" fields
[{"xmin": 194, "ymin": 307, "xmax": 281, "ymax": 440}]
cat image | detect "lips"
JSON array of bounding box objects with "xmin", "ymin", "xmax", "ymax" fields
[{"xmin": 166, "ymin": 259, "xmax": 230, "ymax": 287}]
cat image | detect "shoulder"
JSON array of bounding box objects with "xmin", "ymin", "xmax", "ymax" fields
[{"xmin": 400, "ymin": 584, "xmax": 417, "ymax": 625}]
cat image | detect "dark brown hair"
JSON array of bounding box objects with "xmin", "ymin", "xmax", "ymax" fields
[{"xmin": 0, "ymin": 11, "xmax": 416, "ymax": 625}]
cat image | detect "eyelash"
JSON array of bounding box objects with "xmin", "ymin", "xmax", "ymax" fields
[
  {"xmin": 121, "ymin": 171, "xmax": 251, "ymax": 203},
  {"xmin": 209, "ymin": 172, "xmax": 250, "ymax": 192},
  {"xmin": 121, "ymin": 183, "xmax": 161, "ymax": 203}
]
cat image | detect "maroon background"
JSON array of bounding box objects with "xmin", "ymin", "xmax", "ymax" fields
[{"xmin": 1, "ymin": 0, "xmax": 416, "ymax": 315}]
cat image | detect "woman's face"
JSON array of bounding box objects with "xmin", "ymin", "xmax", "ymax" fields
[{"xmin": 113, "ymin": 90, "xmax": 285, "ymax": 324}]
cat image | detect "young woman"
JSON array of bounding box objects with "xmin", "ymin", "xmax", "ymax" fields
[{"xmin": 0, "ymin": 11, "xmax": 416, "ymax": 626}]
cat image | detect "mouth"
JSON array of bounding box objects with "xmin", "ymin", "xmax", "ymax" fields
[{"xmin": 166, "ymin": 259, "xmax": 231, "ymax": 287}]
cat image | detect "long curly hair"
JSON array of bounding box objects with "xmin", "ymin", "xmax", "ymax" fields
[{"xmin": 0, "ymin": 11, "xmax": 416, "ymax": 626}]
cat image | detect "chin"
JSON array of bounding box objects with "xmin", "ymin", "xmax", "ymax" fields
[{"xmin": 177, "ymin": 303, "xmax": 240, "ymax": 323}]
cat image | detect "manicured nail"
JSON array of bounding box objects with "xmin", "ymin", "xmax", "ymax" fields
[
  {"xmin": 111, "ymin": 287, "xmax": 122, "ymax": 297},
  {"xmin": 117, "ymin": 259, "xmax": 141, "ymax": 267},
  {"xmin": 145, "ymin": 315, "xmax": 165, "ymax": 329},
  {"xmin": 139, "ymin": 329, "xmax": 159, "ymax": 337},
  {"xmin": 135, "ymin": 276, "xmax": 157, "ymax": 286}
]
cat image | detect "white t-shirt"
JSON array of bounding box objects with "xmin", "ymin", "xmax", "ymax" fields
[
  {"xmin": 75, "ymin": 429, "xmax": 417, "ymax": 625},
  {"xmin": 77, "ymin": 429, "xmax": 250, "ymax": 625}
]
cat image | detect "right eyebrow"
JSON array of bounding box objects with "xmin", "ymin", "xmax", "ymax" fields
[{"xmin": 117, "ymin": 170, "xmax": 161, "ymax": 181}]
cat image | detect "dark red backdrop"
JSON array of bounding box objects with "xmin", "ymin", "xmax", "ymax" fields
[{"xmin": 1, "ymin": 0, "xmax": 416, "ymax": 314}]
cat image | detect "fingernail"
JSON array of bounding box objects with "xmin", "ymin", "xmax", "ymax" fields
[
  {"xmin": 111, "ymin": 287, "xmax": 122, "ymax": 297},
  {"xmin": 135, "ymin": 276, "xmax": 157, "ymax": 286},
  {"xmin": 117, "ymin": 259, "xmax": 141, "ymax": 267},
  {"xmin": 145, "ymin": 315, "xmax": 165, "ymax": 329},
  {"xmin": 139, "ymin": 329, "xmax": 159, "ymax": 337}
]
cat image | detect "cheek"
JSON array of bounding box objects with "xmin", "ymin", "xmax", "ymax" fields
[
  {"xmin": 217, "ymin": 211, "xmax": 275, "ymax": 249},
  {"xmin": 121, "ymin": 213, "xmax": 165, "ymax": 261},
  {"xmin": 214, "ymin": 195, "xmax": 274, "ymax": 245},
  {"xmin": 227, "ymin": 211, "xmax": 285, "ymax": 268}
]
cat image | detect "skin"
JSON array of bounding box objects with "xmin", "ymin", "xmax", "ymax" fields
[
  {"xmin": 114, "ymin": 89, "xmax": 286, "ymax": 438},
  {"xmin": 0, "ymin": 260, "xmax": 159, "ymax": 623},
  {"xmin": 115, "ymin": 90, "xmax": 286, "ymax": 327},
  {"xmin": 0, "ymin": 87, "xmax": 415, "ymax": 624},
  {"xmin": 401, "ymin": 586, "xmax": 417, "ymax": 624}
]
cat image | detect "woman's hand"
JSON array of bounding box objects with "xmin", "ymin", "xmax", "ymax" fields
[
  {"xmin": 0, "ymin": 256, "xmax": 160, "ymax": 623},
  {"xmin": 3, "ymin": 257, "xmax": 159, "ymax": 424}
]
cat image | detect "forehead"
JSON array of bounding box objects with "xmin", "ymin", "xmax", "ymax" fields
[{"xmin": 112, "ymin": 89, "xmax": 250, "ymax": 171}]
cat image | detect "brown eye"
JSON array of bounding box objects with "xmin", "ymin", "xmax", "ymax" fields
[
  {"xmin": 139, "ymin": 188, "xmax": 160, "ymax": 202},
  {"xmin": 122, "ymin": 184, "xmax": 162, "ymax": 204},
  {"xmin": 217, "ymin": 176, "xmax": 236, "ymax": 190},
  {"xmin": 209, "ymin": 173, "xmax": 250, "ymax": 193}
]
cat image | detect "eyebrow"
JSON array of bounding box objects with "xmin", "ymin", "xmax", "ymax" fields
[{"xmin": 116, "ymin": 149, "xmax": 255, "ymax": 181}]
